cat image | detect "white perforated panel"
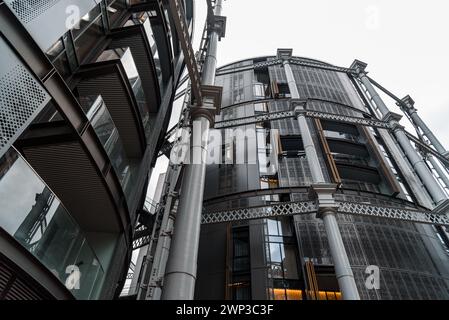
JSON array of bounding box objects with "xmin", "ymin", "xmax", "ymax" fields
[
  {"xmin": 8, "ymin": 0, "xmax": 62, "ymax": 24},
  {"xmin": 0, "ymin": 38, "xmax": 50, "ymax": 157},
  {"xmin": 4, "ymin": 0, "xmax": 98, "ymax": 51}
]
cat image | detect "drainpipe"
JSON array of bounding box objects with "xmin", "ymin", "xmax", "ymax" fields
[{"xmin": 161, "ymin": 0, "xmax": 224, "ymax": 300}]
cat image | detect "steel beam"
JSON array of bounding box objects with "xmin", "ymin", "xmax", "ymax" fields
[
  {"xmin": 168, "ymin": 0, "xmax": 202, "ymax": 103},
  {"xmin": 214, "ymin": 102, "xmax": 391, "ymax": 130},
  {"xmin": 201, "ymin": 200, "xmax": 449, "ymax": 227}
]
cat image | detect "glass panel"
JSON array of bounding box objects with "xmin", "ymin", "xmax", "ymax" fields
[
  {"xmin": 72, "ymin": 5, "xmax": 102, "ymax": 40},
  {"xmin": 0, "ymin": 147, "xmax": 104, "ymax": 299},
  {"xmin": 74, "ymin": 16, "xmax": 104, "ymax": 63},
  {"xmin": 269, "ymin": 243, "xmax": 283, "ymax": 262},
  {"xmin": 233, "ymin": 257, "xmax": 250, "ymax": 272},
  {"xmin": 120, "ymin": 49, "xmax": 151, "ymax": 138},
  {"xmin": 267, "ymin": 219, "xmax": 279, "ymax": 236},
  {"xmin": 124, "ymin": 12, "xmax": 163, "ymax": 95},
  {"xmin": 142, "ymin": 15, "xmax": 163, "ymax": 89},
  {"xmin": 279, "ymin": 218, "xmax": 292, "ymax": 236},
  {"xmin": 46, "ymin": 39, "xmax": 64, "ymax": 60},
  {"xmin": 269, "ymin": 263, "xmax": 284, "ymax": 279},
  {"xmin": 107, "ymin": 0, "xmax": 127, "ymax": 27},
  {"xmin": 273, "ymin": 288, "xmax": 286, "ymax": 300},
  {"xmin": 95, "ymin": 48, "xmax": 151, "ymax": 139},
  {"xmin": 286, "ymin": 289, "xmax": 302, "ymax": 300},
  {"xmin": 80, "ymin": 96, "xmax": 137, "ymax": 205},
  {"xmin": 162, "ymin": 6, "xmax": 174, "ymax": 59}
]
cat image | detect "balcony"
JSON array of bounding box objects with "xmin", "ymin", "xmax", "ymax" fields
[
  {"xmin": 15, "ymin": 96, "xmax": 130, "ymax": 235},
  {"xmin": 76, "ymin": 47, "xmax": 151, "ymax": 158},
  {"xmin": 0, "ymin": 147, "xmax": 104, "ymax": 299},
  {"xmin": 109, "ymin": 11, "xmax": 164, "ymax": 112},
  {"xmin": 79, "ymin": 96, "xmax": 138, "ymax": 205}
]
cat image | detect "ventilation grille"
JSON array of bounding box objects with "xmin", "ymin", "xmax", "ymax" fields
[
  {"xmin": 8, "ymin": 0, "xmax": 62, "ymax": 24},
  {"xmin": 0, "ymin": 256, "xmax": 52, "ymax": 300},
  {"xmin": 0, "ymin": 64, "xmax": 48, "ymax": 156}
]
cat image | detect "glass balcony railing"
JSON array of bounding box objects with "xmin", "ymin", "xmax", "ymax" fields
[
  {"xmin": 80, "ymin": 95, "xmax": 138, "ymax": 205},
  {"xmin": 124, "ymin": 12, "xmax": 163, "ymax": 92},
  {"xmin": 95, "ymin": 48, "xmax": 151, "ymax": 139},
  {"xmin": 0, "ymin": 146, "xmax": 104, "ymax": 299}
]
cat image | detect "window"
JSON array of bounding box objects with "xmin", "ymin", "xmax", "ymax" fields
[
  {"xmin": 264, "ymin": 218, "xmax": 301, "ymax": 300},
  {"xmin": 231, "ymin": 227, "xmax": 251, "ymax": 300},
  {"xmin": 253, "ymin": 82, "xmax": 265, "ymax": 98},
  {"xmin": 107, "ymin": 0, "xmax": 128, "ymax": 27},
  {"xmin": 277, "ymin": 83, "xmax": 291, "ymax": 98},
  {"xmin": 280, "ymin": 136, "xmax": 304, "ymax": 158},
  {"xmin": 73, "ymin": 15, "xmax": 104, "ymax": 63},
  {"xmin": 254, "ymin": 102, "xmax": 268, "ymax": 114},
  {"xmin": 71, "ymin": 5, "xmax": 102, "ymax": 39}
]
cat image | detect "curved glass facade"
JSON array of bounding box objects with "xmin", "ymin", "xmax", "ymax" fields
[
  {"xmin": 198, "ymin": 56, "xmax": 449, "ymax": 300},
  {"xmin": 0, "ymin": 147, "xmax": 104, "ymax": 299}
]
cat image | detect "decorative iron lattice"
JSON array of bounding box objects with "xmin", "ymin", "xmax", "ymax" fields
[
  {"xmin": 201, "ymin": 200, "xmax": 449, "ymax": 226},
  {"xmin": 216, "ymin": 59, "xmax": 283, "ymax": 76},
  {"xmin": 126, "ymin": 272, "xmax": 134, "ymax": 280},
  {"xmin": 214, "ymin": 110, "xmax": 295, "ymax": 129},
  {"xmin": 337, "ymin": 201, "xmax": 449, "ymax": 226},
  {"xmin": 202, "ymin": 201, "xmax": 317, "ymax": 224},
  {"xmin": 303, "ymin": 110, "xmax": 392, "ymax": 129},
  {"xmin": 288, "ymin": 58, "xmax": 355, "ymax": 74},
  {"xmin": 215, "ymin": 58, "xmax": 356, "ymax": 77},
  {"xmin": 133, "ymin": 235, "xmax": 152, "ymax": 249},
  {"xmin": 213, "ymin": 108, "xmax": 390, "ymax": 130}
]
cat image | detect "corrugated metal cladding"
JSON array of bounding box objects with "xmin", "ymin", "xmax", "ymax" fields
[
  {"xmin": 22, "ymin": 142, "xmax": 120, "ymax": 233},
  {"xmin": 110, "ymin": 33, "xmax": 160, "ymax": 112},
  {"xmin": 77, "ymin": 72, "xmax": 144, "ymax": 158},
  {"xmin": 0, "ymin": 256, "xmax": 53, "ymax": 300}
]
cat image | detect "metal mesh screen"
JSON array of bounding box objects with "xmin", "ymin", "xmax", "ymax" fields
[
  {"xmin": 7, "ymin": 0, "xmax": 62, "ymax": 24},
  {"xmin": 0, "ymin": 62, "xmax": 49, "ymax": 157}
]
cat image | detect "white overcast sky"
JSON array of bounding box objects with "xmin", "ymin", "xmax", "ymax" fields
[{"xmin": 147, "ymin": 0, "xmax": 449, "ymax": 200}]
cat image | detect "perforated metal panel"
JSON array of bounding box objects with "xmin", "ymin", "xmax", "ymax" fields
[
  {"xmin": 0, "ymin": 38, "xmax": 50, "ymax": 157},
  {"xmin": 4, "ymin": 0, "xmax": 98, "ymax": 51},
  {"xmin": 8, "ymin": 0, "xmax": 62, "ymax": 24}
]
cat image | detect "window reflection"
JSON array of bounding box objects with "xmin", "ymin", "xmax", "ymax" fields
[
  {"xmin": 80, "ymin": 96, "xmax": 138, "ymax": 206},
  {"xmin": 124, "ymin": 12, "xmax": 164, "ymax": 96},
  {"xmin": 95, "ymin": 48, "xmax": 151, "ymax": 138},
  {"xmin": 0, "ymin": 147, "xmax": 104, "ymax": 299},
  {"xmin": 264, "ymin": 217, "xmax": 302, "ymax": 300}
]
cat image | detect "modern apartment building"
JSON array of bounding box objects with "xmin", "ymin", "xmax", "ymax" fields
[
  {"xmin": 194, "ymin": 49, "xmax": 449, "ymax": 300},
  {"xmin": 0, "ymin": 0, "xmax": 194, "ymax": 299}
]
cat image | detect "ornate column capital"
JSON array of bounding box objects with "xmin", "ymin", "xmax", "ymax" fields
[
  {"xmin": 277, "ymin": 48, "xmax": 293, "ymax": 61},
  {"xmin": 350, "ymin": 59, "xmax": 368, "ymax": 77},
  {"xmin": 290, "ymin": 98, "xmax": 307, "ymax": 115},
  {"xmin": 397, "ymin": 95, "xmax": 417, "ymax": 115},
  {"xmin": 191, "ymin": 85, "xmax": 223, "ymax": 126},
  {"xmin": 310, "ymin": 183, "xmax": 339, "ymax": 218},
  {"xmin": 382, "ymin": 111, "xmax": 404, "ymax": 132}
]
